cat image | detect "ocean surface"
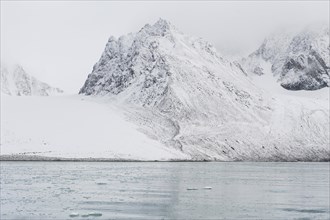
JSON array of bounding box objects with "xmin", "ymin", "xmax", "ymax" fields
[{"xmin": 1, "ymin": 162, "xmax": 329, "ymax": 219}]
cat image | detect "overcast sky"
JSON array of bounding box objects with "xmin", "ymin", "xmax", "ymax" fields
[{"xmin": 1, "ymin": 1, "xmax": 329, "ymax": 93}]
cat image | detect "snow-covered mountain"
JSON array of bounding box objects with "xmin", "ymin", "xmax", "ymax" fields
[
  {"xmin": 76, "ymin": 19, "xmax": 329, "ymax": 161},
  {"xmin": 241, "ymin": 24, "xmax": 330, "ymax": 90},
  {"xmin": 1, "ymin": 64, "xmax": 63, "ymax": 96},
  {"xmin": 1, "ymin": 19, "xmax": 328, "ymax": 161}
]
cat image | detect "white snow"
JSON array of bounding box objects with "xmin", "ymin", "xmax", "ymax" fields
[
  {"xmin": 0, "ymin": 94, "xmax": 187, "ymax": 160},
  {"xmin": 250, "ymin": 64, "xmax": 330, "ymax": 101},
  {"xmin": 1, "ymin": 19, "xmax": 329, "ymax": 161}
]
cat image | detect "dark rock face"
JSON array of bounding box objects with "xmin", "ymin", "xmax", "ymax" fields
[
  {"xmin": 79, "ymin": 21, "xmax": 172, "ymax": 100},
  {"xmin": 280, "ymin": 51, "xmax": 329, "ymax": 90}
]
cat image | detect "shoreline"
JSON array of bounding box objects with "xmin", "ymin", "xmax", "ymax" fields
[{"xmin": 1, "ymin": 155, "xmax": 329, "ymax": 162}]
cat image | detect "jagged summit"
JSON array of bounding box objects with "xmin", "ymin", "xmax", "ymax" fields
[
  {"xmin": 154, "ymin": 18, "xmax": 173, "ymax": 28},
  {"xmin": 1, "ymin": 63, "xmax": 63, "ymax": 96},
  {"xmin": 141, "ymin": 18, "xmax": 177, "ymax": 34},
  {"xmin": 79, "ymin": 18, "xmax": 231, "ymax": 107}
]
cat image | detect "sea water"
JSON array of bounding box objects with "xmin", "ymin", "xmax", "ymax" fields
[{"xmin": 1, "ymin": 162, "xmax": 329, "ymax": 219}]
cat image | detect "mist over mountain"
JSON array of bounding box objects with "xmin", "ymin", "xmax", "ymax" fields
[{"xmin": 241, "ymin": 23, "xmax": 329, "ymax": 90}]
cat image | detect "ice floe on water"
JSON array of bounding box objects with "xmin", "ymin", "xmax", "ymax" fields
[
  {"xmin": 96, "ymin": 182, "xmax": 107, "ymax": 185},
  {"xmin": 203, "ymin": 186, "xmax": 212, "ymax": 190},
  {"xmin": 69, "ymin": 212, "xmax": 102, "ymax": 218},
  {"xmin": 69, "ymin": 212, "xmax": 79, "ymax": 217},
  {"xmin": 186, "ymin": 186, "xmax": 212, "ymax": 190},
  {"xmin": 88, "ymin": 212, "xmax": 102, "ymax": 217},
  {"xmin": 186, "ymin": 188, "xmax": 198, "ymax": 190}
]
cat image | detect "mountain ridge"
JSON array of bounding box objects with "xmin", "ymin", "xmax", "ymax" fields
[{"xmin": 1, "ymin": 64, "xmax": 63, "ymax": 96}]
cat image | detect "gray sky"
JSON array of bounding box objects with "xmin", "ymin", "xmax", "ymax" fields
[{"xmin": 1, "ymin": 1, "xmax": 329, "ymax": 93}]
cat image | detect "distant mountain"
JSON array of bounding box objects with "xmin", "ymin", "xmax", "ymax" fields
[
  {"xmin": 78, "ymin": 19, "xmax": 329, "ymax": 161},
  {"xmin": 241, "ymin": 24, "xmax": 330, "ymax": 90},
  {"xmin": 1, "ymin": 64, "xmax": 63, "ymax": 96}
]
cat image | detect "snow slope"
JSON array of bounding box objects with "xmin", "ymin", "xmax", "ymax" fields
[
  {"xmin": 0, "ymin": 94, "xmax": 186, "ymax": 160},
  {"xmin": 1, "ymin": 64, "xmax": 63, "ymax": 96},
  {"xmin": 1, "ymin": 90, "xmax": 328, "ymax": 161}
]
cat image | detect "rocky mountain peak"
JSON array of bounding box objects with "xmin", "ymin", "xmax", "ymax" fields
[
  {"xmin": 241, "ymin": 23, "xmax": 330, "ymax": 90},
  {"xmin": 79, "ymin": 19, "xmax": 254, "ymax": 117},
  {"xmin": 140, "ymin": 18, "xmax": 176, "ymax": 36},
  {"xmin": 151, "ymin": 18, "xmax": 174, "ymax": 31}
]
